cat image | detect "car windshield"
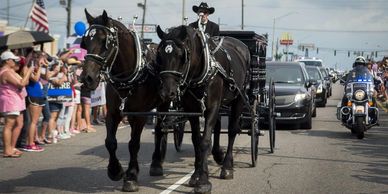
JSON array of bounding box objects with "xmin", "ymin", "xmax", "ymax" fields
[
  {"xmin": 267, "ymin": 65, "xmax": 304, "ymax": 84},
  {"xmin": 301, "ymin": 61, "xmax": 322, "ymax": 66},
  {"xmin": 320, "ymin": 69, "xmax": 328, "ymax": 77},
  {"xmin": 306, "ymin": 67, "xmax": 323, "ymax": 80}
]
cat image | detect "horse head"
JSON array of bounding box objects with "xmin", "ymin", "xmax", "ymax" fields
[
  {"xmin": 156, "ymin": 25, "xmax": 201, "ymax": 102},
  {"xmin": 80, "ymin": 9, "xmax": 121, "ymax": 90}
]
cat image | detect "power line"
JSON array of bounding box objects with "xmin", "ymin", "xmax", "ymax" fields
[{"xmin": 244, "ymin": 25, "xmax": 388, "ymax": 33}]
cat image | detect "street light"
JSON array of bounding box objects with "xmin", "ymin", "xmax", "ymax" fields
[{"xmin": 271, "ymin": 12, "xmax": 297, "ymax": 61}]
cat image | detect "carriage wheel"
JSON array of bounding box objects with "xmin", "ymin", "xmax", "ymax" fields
[
  {"xmin": 251, "ymin": 99, "xmax": 259, "ymax": 167},
  {"xmin": 269, "ymin": 80, "xmax": 276, "ymax": 153},
  {"xmin": 173, "ymin": 121, "xmax": 185, "ymax": 152}
]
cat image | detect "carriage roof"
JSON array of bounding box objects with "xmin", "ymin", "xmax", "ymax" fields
[{"xmin": 219, "ymin": 31, "xmax": 268, "ymax": 55}]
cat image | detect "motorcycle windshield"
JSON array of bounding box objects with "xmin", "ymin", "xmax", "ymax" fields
[{"xmin": 347, "ymin": 70, "xmax": 373, "ymax": 83}]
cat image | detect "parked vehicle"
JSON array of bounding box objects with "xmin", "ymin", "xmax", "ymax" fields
[
  {"xmin": 266, "ymin": 61, "xmax": 316, "ymax": 129},
  {"xmin": 305, "ymin": 66, "xmax": 328, "ymax": 107}
]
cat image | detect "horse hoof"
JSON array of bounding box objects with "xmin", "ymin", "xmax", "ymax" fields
[
  {"xmin": 188, "ymin": 174, "xmax": 200, "ymax": 187},
  {"xmin": 212, "ymin": 150, "xmax": 224, "ymax": 165},
  {"xmin": 220, "ymin": 168, "xmax": 233, "ymax": 180},
  {"xmin": 107, "ymin": 163, "xmax": 124, "ymax": 181},
  {"xmin": 122, "ymin": 179, "xmax": 139, "ymax": 192},
  {"xmin": 194, "ymin": 182, "xmax": 212, "ymax": 194},
  {"xmin": 149, "ymin": 166, "xmax": 163, "ymax": 176}
]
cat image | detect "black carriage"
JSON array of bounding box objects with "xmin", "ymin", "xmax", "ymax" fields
[
  {"xmin": 157, "ymin": 30, "xmax": 276, "ymax": 167},
  {"xmin": 218, "ymin": 31, "xmax": 276, "ymax": 166}
]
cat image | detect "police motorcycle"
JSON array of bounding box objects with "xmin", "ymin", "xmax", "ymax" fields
[{"xmin": 337, "ymin": 56, "xmax": 379, "ymax": 139}]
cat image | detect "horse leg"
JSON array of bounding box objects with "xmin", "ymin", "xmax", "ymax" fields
[
  {"xmin": 150, "ymin": 103, "xmax": 170, "ymax": 176},
  {"xmin": 122, "ymin": 117, "xmax": 146, "ymax": 192},
  {"xmin": 194, "ymin": 105, "xmax": 220, "ymax": 194},
  {"xmin": 212, "ymin": 118, "xmax": 224, "ymax": 165},
  {"xmin": 220, "ymin": 98, "xmax": 244, "ymax": 180},
  {"xmin": 105, "ymin": 110, "xmax": 124, "ymax": 181},
  {"xmin": 187, "ymin": 116, "xmax": 201, "ymax": 187}
]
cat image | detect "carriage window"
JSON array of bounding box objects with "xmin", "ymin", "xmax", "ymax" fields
[{"xmin": 266, "ymin": 65, "xmax": 304, "ymax": 84}]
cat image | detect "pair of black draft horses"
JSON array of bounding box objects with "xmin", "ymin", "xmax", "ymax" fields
[{"xmin": 81, "ymin": 10, "xmax": 252, "ymax": 194}]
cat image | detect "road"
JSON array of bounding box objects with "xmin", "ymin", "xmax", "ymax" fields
[{"xmin": 1, "ymin": 83, "xmax": 388, "ymax": 194}]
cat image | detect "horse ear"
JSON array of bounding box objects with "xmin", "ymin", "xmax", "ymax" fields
[
  {"xmin": 85, "ymin": 8, "xmax": 94, "ymax": 24},
  {"xmin": 179, "ymin": 26, "xmax": 187, "ymax": 40},
  {"xmin": 156, "ymin": 25, "xmax": 166, "ymax": 40},
  {"xmin": 102, "ymin": 10, "xmax": 109, "ymax": 24}
]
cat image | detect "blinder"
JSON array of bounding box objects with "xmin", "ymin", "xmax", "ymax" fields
[
  {"xmin": 159, "ymin": 39, "xmax": 191, "ymax": 88},
  {"xmin": 83, "ymin": 24, "xmax": 119, "ymax": 72}
]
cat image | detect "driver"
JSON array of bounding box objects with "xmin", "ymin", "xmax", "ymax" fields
[{"xmin": 189, "ymin": 2, "xmax": 219, "ymax": 37}]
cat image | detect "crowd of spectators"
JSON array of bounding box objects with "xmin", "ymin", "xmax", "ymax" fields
[{"xmin": 0, "ymin": 48, "xmax": 106, "ymax": 158}]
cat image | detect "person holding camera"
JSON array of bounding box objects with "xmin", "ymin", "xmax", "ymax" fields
[
  {"xmin": 0, "ymin": 51, "xmax": 34, "ymax": 157},
  {"xmin": 23, "ymin": 50, "xmax": 49, "ymax": 152}
]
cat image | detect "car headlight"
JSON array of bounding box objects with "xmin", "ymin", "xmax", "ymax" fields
[
  {"xmin": 295, "ymin": 93, "xmax": 307, "ymax": 101},
  {"xmin": 316, "ymin": 84, "xmax": 323, "ymax": 93},
  {"xmin": 354, "ymin": 90, "xmax": 365, "ymax": 101}
]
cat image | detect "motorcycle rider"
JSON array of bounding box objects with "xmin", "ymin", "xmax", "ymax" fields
[{"xmin": 340, "ymin": 56, "xmax": 378, "ymax": 123}]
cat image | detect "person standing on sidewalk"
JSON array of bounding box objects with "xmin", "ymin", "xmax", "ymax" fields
[{"xmin": 0, "ymin": 51, "xmax": 33, "ymax": 157}]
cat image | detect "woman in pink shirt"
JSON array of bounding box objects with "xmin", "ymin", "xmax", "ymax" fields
[{"xmin": 0, "ymin": 51, "xmax": 33, "ymax": 158}]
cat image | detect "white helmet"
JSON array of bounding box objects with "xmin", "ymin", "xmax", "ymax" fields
[{"xmin": 353, "ymin": 56, "xmax": 366, "ymax": 67}]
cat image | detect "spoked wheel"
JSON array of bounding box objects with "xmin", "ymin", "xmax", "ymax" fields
[
  {"xmin": 173, "ymin": 121, "xmax": 185, "ymax": 152},
  {"xmin": 251, "ymin": 98, "xmax": 259, "ymax": 167},
  {"xmin": 268, "ymin": 80, "xmax": 276, "ymax": 153}
]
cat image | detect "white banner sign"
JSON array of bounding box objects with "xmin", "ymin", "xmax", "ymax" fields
[{"xmin": 91, "ymin": 82, "xmax": 106, "ymax": 107}]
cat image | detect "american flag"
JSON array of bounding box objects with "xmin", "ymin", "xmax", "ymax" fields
[{"xmin": 30, "ymin": 0, "xmax": 49, "ymax": 33}]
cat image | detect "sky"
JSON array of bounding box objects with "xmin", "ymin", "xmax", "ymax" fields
[{"xmin": 1, "ymin": 0, "xmax": 388, "ymax": 70}]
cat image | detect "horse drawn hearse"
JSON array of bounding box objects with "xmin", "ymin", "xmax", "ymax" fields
[{"xmin": 80, "ymin": 9, "xmax": 275, "ymax": 194}]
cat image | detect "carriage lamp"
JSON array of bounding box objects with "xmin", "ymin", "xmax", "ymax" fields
[
  {"xmin": 347, "ymin": 101, "xmax": 352, "ymax": 107},
  {"xmin": 368, "ymin": 101, "xmax": 374, "ymax": 106}
]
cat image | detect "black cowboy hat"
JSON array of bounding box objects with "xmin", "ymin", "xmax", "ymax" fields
[{"xmin": 192, "ymin": 2, "xmax": 215, "ymax": 14}]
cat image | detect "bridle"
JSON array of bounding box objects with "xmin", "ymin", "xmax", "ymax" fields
[
  {"xmin": 83, "ymin": 24, "xmax": 119, "ymax": 73},
  {"xmin": 159, "ymin": 39, "xmax": 191, "ymax": 88}
]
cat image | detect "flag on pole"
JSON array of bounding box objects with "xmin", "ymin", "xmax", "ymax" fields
[{"xmin": 30, "ymin": 0, "xmax": 49, "ymax": 33}]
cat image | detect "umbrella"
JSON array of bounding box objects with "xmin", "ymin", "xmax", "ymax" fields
[{"xmin": 0, "ymin": 30, "xmax": 54, "ymax": 49}]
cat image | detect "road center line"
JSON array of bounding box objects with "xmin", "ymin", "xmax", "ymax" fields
[{"xmin": 160, "ymin": 170, "xmax": 194, "ymax": 194}]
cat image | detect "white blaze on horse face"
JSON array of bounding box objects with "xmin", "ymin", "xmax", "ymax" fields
[{"xmin": 165, "ymin": 44, "xmax": 173, "ymax": 54}]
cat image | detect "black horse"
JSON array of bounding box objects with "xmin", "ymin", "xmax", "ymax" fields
[
  {"xmin": 155, "ymin": 25, "xmax": 251, "ymax": 193},
  {"xmin": 80, "ymin": 10, "xmax": 168, "ymax": 192}
]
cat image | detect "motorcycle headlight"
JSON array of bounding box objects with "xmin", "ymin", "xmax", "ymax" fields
[
  {"xmin": 354, "ymin": 90, "xmax": 366, "ymax": 101},
  {"xmin": 295, "ymin": 93, "xmax": 307, "ymax": 101},
  {"xmin": 316, "ymin": 84, "xmax": 323, "ymax": 93}
]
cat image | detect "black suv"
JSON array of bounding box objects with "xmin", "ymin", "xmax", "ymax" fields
[
  {"xmin": 305, "ymin": 66, "xmax": 328, "ymax": 107},
  {"xmin": 266, "ymin": 61, "xmax": 316, "ymax": 129}
]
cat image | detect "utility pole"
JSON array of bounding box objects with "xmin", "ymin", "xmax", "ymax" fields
[
  {"xmin": 7, "ymin": 0, "xmax": 10, "ymax": 25},
  {"xmin": 182, "ymin": 0, "xmax": 185, "ymax": 25},
  {"xmin": 241, "ymin": 0, "xmax": 244, "ymax": 30},
  {"xmin": 66, "ymin": 0, "xmax": 72, "ymax": 37},
  {"xmin": 137, "ymin": 0, "xmax": 146, "ymax": 39}
]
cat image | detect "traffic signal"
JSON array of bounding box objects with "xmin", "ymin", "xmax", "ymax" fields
[
  {"xmin": 316, "ymin": 48, "xmax": 319, "ymax": 54},
  {"xmin": 348, "ymin": 51, "xmax": 350, "ymax": 57},
  {"xmin": 334, "ymin": 50, "xmax": 336, "ymax": 56}
]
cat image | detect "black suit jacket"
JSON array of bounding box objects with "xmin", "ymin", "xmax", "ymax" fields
[{"xmin": 189, "ymin": 20, "xmax": 220, "ymax": 37}]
